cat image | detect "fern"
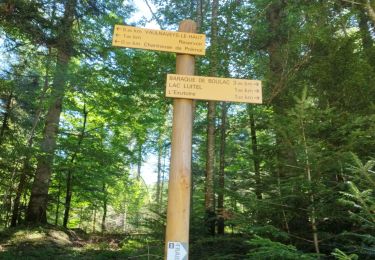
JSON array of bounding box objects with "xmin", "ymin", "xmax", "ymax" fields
[
  {"xmin": 331, "ymin": 248, "xmax": 358, "ymax": 260},
  {"xmin": 246, "ymin": 236, "xmax": 319, "ymax": 259}
]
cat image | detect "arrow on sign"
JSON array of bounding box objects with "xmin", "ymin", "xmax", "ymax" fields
[{"xmin": 180, "ymin": 243, "xmax": 187, "ymax": 259}]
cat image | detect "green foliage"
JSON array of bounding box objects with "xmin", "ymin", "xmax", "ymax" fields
[
  {"xmin": 333, "ymin": 155, "xmax": 375, "ymax": 259},
  {"xmin": 247, "ymin": 236, "xmax": 318, "ymax": 260},
  {"xmin": 190, "ymin": 236, "xmax": 251, "ymax": 260},
  {"xmin": 331, "ymin": 248, "xmax": 359, "ymax": 260},
  {"xmin": 121, "ymin": 235, "xmax": 163, "ymax": 259}
]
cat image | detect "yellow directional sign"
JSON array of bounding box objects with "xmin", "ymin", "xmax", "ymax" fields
[
  {"xmin": 166, "ymin": 74, "xmax": 262, "ymax": 104},
  {"xmin": 112, "ymin": 25, "xmax": 206, "ymax": 56}
]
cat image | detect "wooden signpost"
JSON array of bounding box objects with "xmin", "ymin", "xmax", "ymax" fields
[{"xmin": 112, "ymin": 20, "xmax": 262, "ymax": 260}]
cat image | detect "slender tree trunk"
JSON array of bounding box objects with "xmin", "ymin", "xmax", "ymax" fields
[
  {"xmin": 0, "ymin": 92, "xmax": 13, "ymax": 146},
  {"xmin": 205, "ymin": 0, "xmax": 219, "ymax": 236},
  {"xmin": 358, "ymin": 10, "xmax": 375, "ymax": 67},
  {"xmin": 26, "ymin": 0, "xmax": 77, "ymax": 224},
  {"xmin": 63, "ymin": 105, "xmax": 88, "ymax": 227},
  {"xmin": 137, "ymin": 142, "xmax": 142, "ymax": 180},
  {"xmin": 196, "ymin": 0, "xmax": 203, "ymax": 32},
  {"xmin": 92, "ymin": 208, "xmax": 96, "ymax": 233},
  {"xmin": 55, "ymin": 180, "xmax": 61, "ymax": 225},
  {"xmin": 79, "ymin": 207, "xmax": 83, "ymax": 229},
  {"xmin": 11, "ymin": 160, "xmax": 29, "ymax": 227},
  {"xmin": 11, "ymin": 52, "xmax": 52, "ymax": 227},
  {"xmin": 123, "ymin": 205, "xmax": 127, "ymax": 233},
  {"xmin": 248, "ymin": 105, "xmax": 262, "ymax": 200},
  {"xmin": 365, "ymin": 0, "xmax": 375, "ymax": 24},
  {"xmin": 300, "ymin": 117, "xmax": 320, "ymax": 254},
  {"xmin": 205, "ymin": 101, "xmax": 216, "ymax": 234},
  {"xmin": 4, "ymin": 165, "xmax": 17, "ymax": 227},
  {"xmin": 101, "ymin": 183, "xmax": 107, "ymax": 233},
  {"xmin": 63, "ymin": 168, "xmax": 73, "ymax": 227},
  {"xmin": 156, "ymin": 139, "xmax": 162, "ymax": 205},
  {"xmin": 159, "ymin": 145, "xmax": 167, "ymax": 206},
  {"xmin": 217, "ymin": 102, "xmax": 227, "ymax": 235}
]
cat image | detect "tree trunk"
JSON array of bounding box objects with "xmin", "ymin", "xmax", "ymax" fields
[
  {"xmin": 205, "ymin": 0, "xmax": 219, "ymax": 236},
  {"xmin": 365, "ymin": 0, "xmax": 375, "ymax": 24},
  {"xmin": 101, "ymin": 183, "xmax": 107, "ymax": 233},
  {"xmin": 217, "ymin": 102, "xmax": 227, "ymax": 235},
  {"xmin": 26, "ymin": 0, "xmax": 76, "ymax": 224},
  {"xmin": 358, "ymin": 10, "xmax": 375, "ymax": 67},
  {"xmin": 11, "ymin": 160, "xmax": 30, "ymax": 227},
  {"xmin": 205, "ymin": 101, "xmax": 216, "ymax": 235},
  {"xmin": 55, "ymin": 180, "xmax": 61, "ymax": 225},
  {"xmin": 156, "ymin": 138, "xmax": 162, "ymax": 205},
  {"xmin": 63, "ymin": 105, "xmax": 88, "ymax": 228},
  {"xmin": 0, "ymin": 92, "xmax": 13, "ymax": 146},
  {"xmin": 300, "ymin": 115, "xmax": 320, "ymax": 254},
  {"xmin": 159, "ymin": 145, "xmax": 167, "ymax": 206},
  {"xmin": 123, "ymin": 205, "xmax": 128, "ymax": 233},
  {"xmin": 137, "ymin": 142, "xmax": 142, "ymax": 180},
  {"xmin": 248, "ymin": 105, "xmax": 262, "ymax": 200},
  {"xmin": 11, "ymin": 51, "xmax": 52, "ymax": 227},
  {"xmin": 62, "ymin": 169, "xmax": 73, "ymax": 227},
  {"xmin": 196, "ymin": 0, "xmax": 203, "ymax": 32},
  {"xmin": 92, "ymin": 208, "xmax": 96, "ymax": 233},
  {"xmin": 266, "ymin": 0, "xmax": 294, "ymax": 233}
]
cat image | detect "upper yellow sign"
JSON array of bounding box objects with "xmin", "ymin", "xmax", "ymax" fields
[
  {"xmin": 166, "ymin": 74, "xmax": 262, "ymax": 104},
  {"xmin": 112, "ymin": 25, "xmax": 206, "ymax": 56}
]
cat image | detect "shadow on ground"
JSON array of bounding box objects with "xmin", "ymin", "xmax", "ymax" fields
[{"xmin": 0, "ymin": 225, "xmax": 162, "ymax": 259}]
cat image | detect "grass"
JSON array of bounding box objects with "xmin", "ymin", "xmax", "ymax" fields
[{"xmin": 0, "ymin": 225, "xmax": 133, "ymax": 259}]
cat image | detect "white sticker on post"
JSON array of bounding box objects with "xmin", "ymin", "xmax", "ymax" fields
[{"xmin": 167, "ymin": 241, "xmax": 188, "ymax": 260}]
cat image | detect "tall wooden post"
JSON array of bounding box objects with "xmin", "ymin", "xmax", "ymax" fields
[{"xmin": 165, "ymin": 20, "xmax": 196, "ymax": 260}]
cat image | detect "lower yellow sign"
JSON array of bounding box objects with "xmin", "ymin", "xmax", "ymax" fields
[{"xmin": 166, "ymin": 74, "xmax": 262, "ymax": 104}]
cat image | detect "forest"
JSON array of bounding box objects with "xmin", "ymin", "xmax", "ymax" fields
[{"xmin": 0, "ymin": 0, "xmax": 374, "ymax": 259}]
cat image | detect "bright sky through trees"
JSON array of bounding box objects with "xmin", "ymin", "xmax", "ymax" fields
[{"xmin": 131, "ymin": 1, "xmax": 161, "ymax": 185}]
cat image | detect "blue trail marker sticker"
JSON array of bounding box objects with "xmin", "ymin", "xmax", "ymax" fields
[{"xmin": 167, "ymin": 241, "xmax": 188, "ymax": 260}]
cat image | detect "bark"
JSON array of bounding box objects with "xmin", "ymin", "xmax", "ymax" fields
[
  {"xmin": 358, "ymin": 10, "xmax": 375, "ymax": 67},
  {"xmin": 26, "ymin": 0, "xmax": 77, "ymax": 223},
  {"xmin": 11, "ymin": 159, "xmax": 30, "ymax": 227},
  {"xmin": 266, "ymin": 0, "xmax": 295, "ymax": 233},
  {"xmin": 123, "ymin": 205, "xmax": 128, "ymax": 232},
  {"xmin": 205, "ymin": 100, "xmax": 216, "ymax": 235},
  {"xmin": 3, "ymin": 165, "xmax": 17, "ymax": 227},
  {"xmin": 55, "ymin": 180, "xmax": 61, "ymax": 225},
  {"xmin": 300, "ymin": 116, "xmax": 320, "ymax": 254},
  {"xmin": 217, "ymin": 102, "xmax": 227, "ymax": 235},
  {"xmin": 156, "ymin": 138, "xmax": 162, "ymax": 206},
  {"xmin": 196, "ymin": 0, "xmax": 203, "ymax": 32},
  {"xmin": 101, "ymin": 184, "xmax": 107, "ymax": 233},
  {"xmin": 63, "ymin": 105, "xmax": 88, "ymax": 228},
  {"xmin": 365, "ymin": 0, "xmax": 375, "ymax": 24},
  {"xmin": 0, "ymin": 92, "xmax": 13, "ymax": 146},
  {"xmin": 359, "ymin": 10, "xmax": 373, "ymax": 50},
  {"xmin": 248, "ymin": 105, "xmax": 262, "ymax": 200},
  {"xmin": 62, "ymin": 170, "xmax": 72, "ymax": 227},
  {"xmin": 205, "ymin": 0, "xmax": 219, "ymax": 236},
  {"xmin": 92, "ymin": 208, "xmax": 96, "ymax": 233},
  {"xmin": 11, "ymin": 49, "xmax": 52, "ymax": 227},
  {"xmin": 159, "ymin": 145, "xmax": 167, "ymax": 206},
  {"xmin": 137, "ymin": 141, "xmax": 142, "ymax": 180}
]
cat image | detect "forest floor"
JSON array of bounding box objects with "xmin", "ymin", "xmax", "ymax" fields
[{"xmin": 0, "ymin": 225, "xmax": 163, "ymax": 259}]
